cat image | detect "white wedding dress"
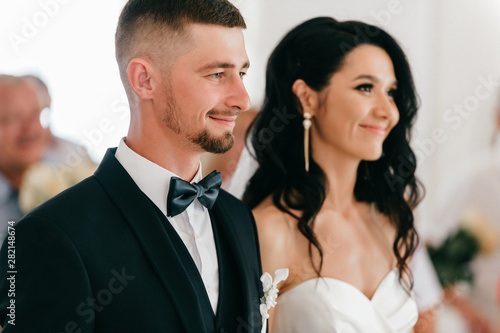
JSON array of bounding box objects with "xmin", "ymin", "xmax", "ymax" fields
[{"xmin": 272, "ymin": 269, "xmax": 418, "ymax": 333}]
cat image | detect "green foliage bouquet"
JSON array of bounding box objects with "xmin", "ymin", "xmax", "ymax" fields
[{"xmin": 427, "ymin": 207, "xmax": 499, "ymax": 288}]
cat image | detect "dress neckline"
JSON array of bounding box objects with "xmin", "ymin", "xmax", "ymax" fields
[{"xmin": 280, "ymin": 268, "xmax": 400, "ymax": 302}]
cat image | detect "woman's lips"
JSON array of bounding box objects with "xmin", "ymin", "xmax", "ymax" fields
[{"xmin": 359, "ymin": 124, "xmax": 387, "ymax": 136}]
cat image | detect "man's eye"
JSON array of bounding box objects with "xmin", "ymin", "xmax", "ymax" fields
[
  {"xmin": 239, "ymin": 72, "xmax": 246, "ymax": 78},
  {"xmin": 210, "ymin": 73, "xmax": 223, "ymax": 79}
]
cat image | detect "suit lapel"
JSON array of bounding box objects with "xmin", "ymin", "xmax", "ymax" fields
[
  {"xmin": 93, "ymin": 149, "xmax": 208, "ymax": 333},
  {"xmin": 210, "ymin": 199, "xmax": 254, "ymax": 328}
]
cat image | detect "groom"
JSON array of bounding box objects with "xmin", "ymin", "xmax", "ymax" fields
[{"xmin": 0, "ymin": 0, "xmax": 263, "ymax": 332}]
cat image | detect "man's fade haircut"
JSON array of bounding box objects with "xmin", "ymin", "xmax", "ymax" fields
[{"xmin": 115, "ymin": 0, "xmax": 246, "ymax": 94}]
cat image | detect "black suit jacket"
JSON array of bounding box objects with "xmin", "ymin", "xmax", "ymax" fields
[{"xmin": 0, "ymin": 148, "xmax": 263, "ymax": 333}]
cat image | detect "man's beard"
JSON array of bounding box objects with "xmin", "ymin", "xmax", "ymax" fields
[
  {"xmin": 161, "ymin": 88, "xmax": 235, "ymax": 154},
  {"xmin": 188, "ymin": 128, "xmax": 235, "ymax": 154}
]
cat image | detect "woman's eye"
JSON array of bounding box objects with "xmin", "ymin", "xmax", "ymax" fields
[
  {"xmin": 356, "ymin": 84, "xmax": 373, "ymax": 92},
  {"xmin": 387, "ymin": 88, "xmax": 397, "ymax": 97}
]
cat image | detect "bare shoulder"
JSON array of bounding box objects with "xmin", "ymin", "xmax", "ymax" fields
[
  {"xmin": 253, "ymin": 197, "xmax": 295, "ymax": 276},
  {"xmin": 375, "ymin": 207, "xmax": 413, "ymax": 284},
  {"xmin": 253, "ymin": 197, "xmax": 294, "ymax": 237},
  {"xmin": 372, "ymin": 207, "xmax": 398, "ymax": 247}
]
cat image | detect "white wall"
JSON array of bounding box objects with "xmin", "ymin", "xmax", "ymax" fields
[
  {"xmin": 429, "ymin": 0, "xmax": 500, "ymax": 190},
  {"xmin": 0, "ymin": 0, "xmax": 128, "ymax": 161}
]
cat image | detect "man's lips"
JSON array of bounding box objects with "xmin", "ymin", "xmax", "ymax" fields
[
  {"xmin": 209, "ymin": 115, "xmax": 238, "ymax": 126},
  {"xmin": 359, "ymin": 124, "xmax": 387, "ymax": 136}
]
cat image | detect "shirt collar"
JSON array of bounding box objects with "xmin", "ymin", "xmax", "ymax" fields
[{"xmin": 114, "ymin": 138, "xmax": 203, "ymax": 216}]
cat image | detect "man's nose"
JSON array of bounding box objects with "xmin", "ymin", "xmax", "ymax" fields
[{"xmin": 225, "ymin": 76, "xmax": 251, "ymax": 111}]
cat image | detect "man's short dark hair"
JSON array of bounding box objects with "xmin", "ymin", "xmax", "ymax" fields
[{"xmin": 115, "ymin": 0, "xmax": 246, "ymax": 93}]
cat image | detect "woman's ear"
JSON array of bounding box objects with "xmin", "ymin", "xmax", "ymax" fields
[
  {"xmin": 292, "ymin": 79, "xmax": 319, "ymax": 116},
  {"xmin": 127, "ymin": 58, "xmax": 156, "ymax": 100}
]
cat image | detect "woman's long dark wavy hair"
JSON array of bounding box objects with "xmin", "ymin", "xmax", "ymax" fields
[{"xmin": 243, "ymin": 17, "xmax": 422, "ymax": 283}]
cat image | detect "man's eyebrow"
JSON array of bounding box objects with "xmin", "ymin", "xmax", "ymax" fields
[{"xmin": 196, "ymin": 61, "xmax": 250, "ymax": 72}]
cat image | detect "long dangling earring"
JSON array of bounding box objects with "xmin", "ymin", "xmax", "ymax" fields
[{"xmin": 303, "ymin": 112, "xmax": 312, "ymax": 172}]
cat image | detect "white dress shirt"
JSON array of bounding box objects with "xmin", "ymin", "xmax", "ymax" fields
[{"xmin": 115, "ymin": 139, "xmax": 219, "ymax": 313}]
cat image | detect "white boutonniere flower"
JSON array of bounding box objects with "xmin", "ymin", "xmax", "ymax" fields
[{"xmin": 260, "ymin": 268, "xmax": 289, "ymax": 333}]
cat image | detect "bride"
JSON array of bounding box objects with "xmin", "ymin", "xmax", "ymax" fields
[{"xmin": 241, "ymin": 17, "xmax": 422, "ymax": 332}]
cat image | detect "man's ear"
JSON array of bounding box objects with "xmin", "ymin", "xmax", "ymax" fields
[
  {"xmin": 127, "ymin": 58, "xmax": 156, "ymax": 100},
  {"xmin": 292, "ymin": 79, "xmax": 319, "ymax": 116}
]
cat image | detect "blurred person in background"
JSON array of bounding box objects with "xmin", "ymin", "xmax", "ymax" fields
[
  {"xmin": 22, "ymin": 74, "xmax": 94, "ymax": 166},
  {"xmin": 428, "ymin": 93, "xmax": 500, "ymax": 333},
  {"xmin": 412, "ymin": 241, "xmax": 443, "ymax": 333},
  {"xmin": 14, "ymin": 75, "xmax": 97, "ymax": 216},
  {"xmin": 0, "ymin": 75, "xmax": 49, "ymax": 245},
  {"xmin": 0, "ymin": 74, "xmax": 96, "ymax": 247}
]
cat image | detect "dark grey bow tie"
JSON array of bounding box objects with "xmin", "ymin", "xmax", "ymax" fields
[{"xmin": 166, "ymin": 170, "xmax": 222, "ymax": 217}]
